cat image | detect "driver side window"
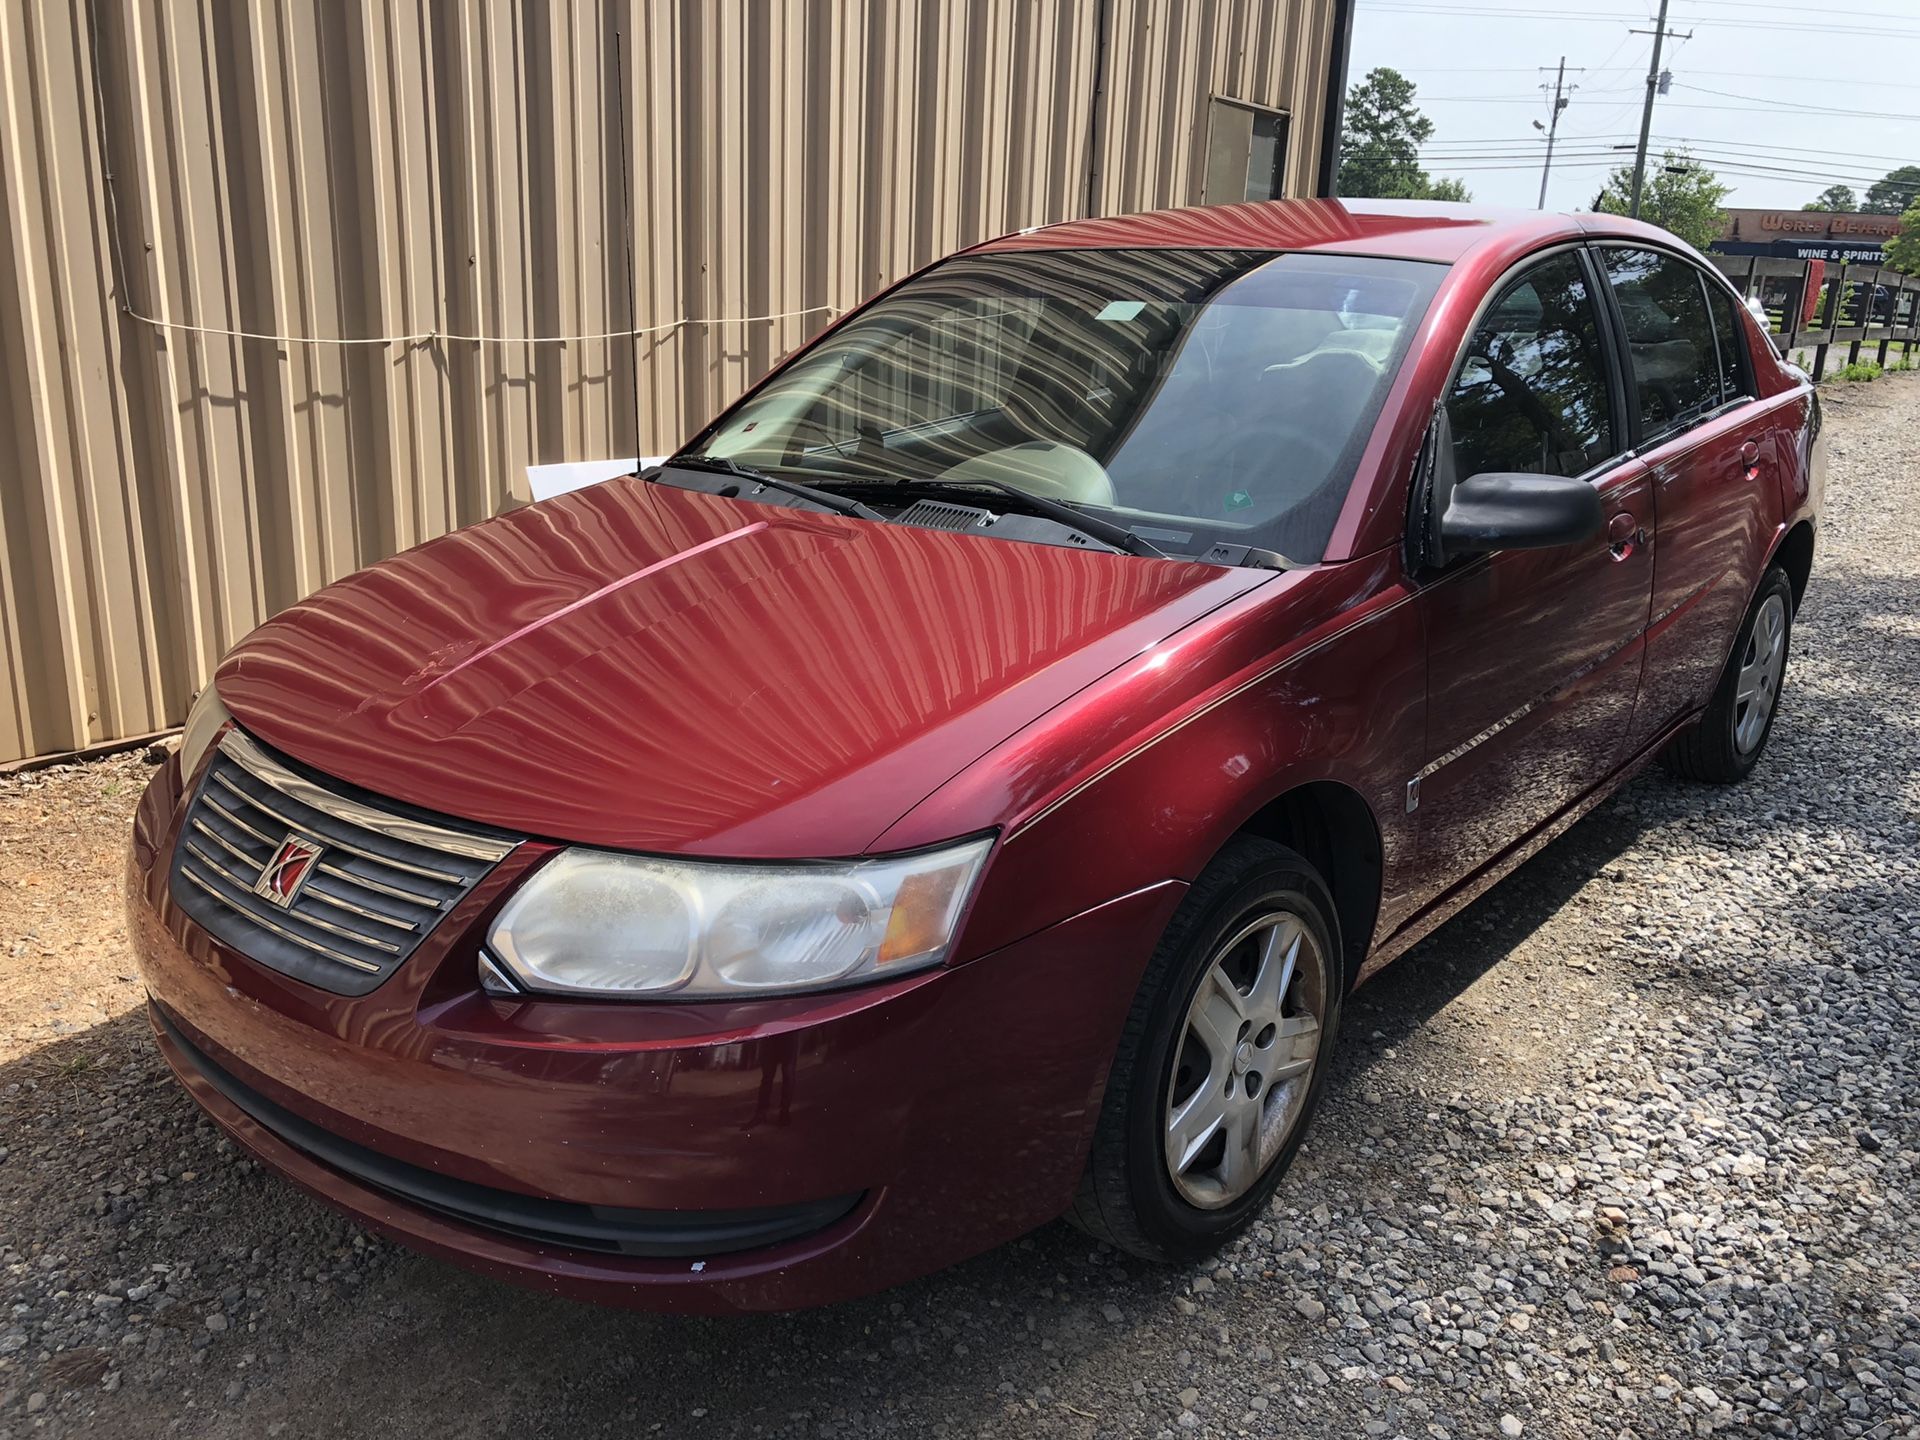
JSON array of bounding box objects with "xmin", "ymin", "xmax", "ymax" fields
[{"xmin": 1448, "ymin": 252, "xmax": 1616, "ymax": 481}]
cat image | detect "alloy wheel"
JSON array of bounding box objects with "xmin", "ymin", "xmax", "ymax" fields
[
  {"xmin": 1163, "ymin": 911, "xmax": 1328, "ymax": 1210},
  {"xmin": 1733, "ymin": 592, "xmax": 1788, "ymax": 756}
]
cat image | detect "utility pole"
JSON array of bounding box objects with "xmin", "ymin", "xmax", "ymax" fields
[
  {"xmin": 1628, "ymin": 0, "xmax": 1690, "ymax": 217},
  {"xmin": 1535, "ymin": 58, "xmax": 1574, "ymax": 209}
]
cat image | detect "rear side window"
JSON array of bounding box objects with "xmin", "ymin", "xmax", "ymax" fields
[
  {"xmin": 1448, "ymin": 252, "xmax": 1616, "ymax": 480},
  {"xmin": 1599, "ymin": 247, "xmax": 1724, "ymax": 439},
  {"xmin": 1704, "ymin": 283, "xmax": 1751, "ymax": 402}
]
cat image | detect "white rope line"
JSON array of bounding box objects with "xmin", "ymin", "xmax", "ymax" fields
[{"xmin": 116, "ymin": 301, "xmax": 843, "ymax": 347}]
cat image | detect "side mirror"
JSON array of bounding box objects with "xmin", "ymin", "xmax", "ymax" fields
[{"xmin": 1437, "ymin": 471, "xmax": 1603, "ymax": 558}]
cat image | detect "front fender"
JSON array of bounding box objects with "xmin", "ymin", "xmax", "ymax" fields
[{"xmin": 879, "ymin": 553, "xmax": 1427, "ymax": 964}]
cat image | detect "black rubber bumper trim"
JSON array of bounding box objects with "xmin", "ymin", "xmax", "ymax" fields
[{"xmin": 153, "ymin": 1002, "xmax": 861, "ymax": 1258}]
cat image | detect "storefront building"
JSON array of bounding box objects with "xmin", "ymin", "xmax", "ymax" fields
[{"xmin": 1709, "ymin": 208, "xmax": 1902, "ymax": 265}]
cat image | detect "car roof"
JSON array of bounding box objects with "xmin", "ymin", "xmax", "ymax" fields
[{"xmin": 974, "ymin": 197, "xmax": 1685, "ymax": 265}]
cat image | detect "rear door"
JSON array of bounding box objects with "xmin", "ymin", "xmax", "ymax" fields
[
  {"xmin": 1413, "ymin": 248, "xmax": 1655, "ymax": 902},
  {"xmin": 1594, "ymin": 245, "xmax": 1777, "ymax": 755}
]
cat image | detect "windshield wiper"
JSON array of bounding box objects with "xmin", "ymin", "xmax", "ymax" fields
[
  {"xmin": 659, "ymin": 453, "xmax": 885, "ymax": 521},
  {"xmin": 890, "ymin": 477, "xmax": 1168, "ymax": 559}
]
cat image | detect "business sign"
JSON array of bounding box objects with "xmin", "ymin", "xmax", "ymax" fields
[
  {"xmin": 1711, "ymin": 207, "xmax": 1901, "ymax": 265},
  {"xmin": 1711, "ymin": 238, "xmax": 1889, "ymax": 263}
]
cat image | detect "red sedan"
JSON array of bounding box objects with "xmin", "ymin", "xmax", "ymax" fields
[{"xmin": 127, "ymin": 199, "xmax": 1821, "ymax": 1312}]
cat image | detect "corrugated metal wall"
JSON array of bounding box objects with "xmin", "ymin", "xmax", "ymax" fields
[{"xmin": 0, "ymin": 0, "xmax": 1337, "ymax": 766}]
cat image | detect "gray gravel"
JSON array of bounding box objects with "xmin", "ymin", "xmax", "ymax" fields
[{"xmin": 3, "ymin": 375, "xmax": 1918, "ymax": 1439}]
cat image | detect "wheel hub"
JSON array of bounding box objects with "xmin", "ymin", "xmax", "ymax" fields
[
  {"xmin": 1163, "ymin": 910, "xmax": 1328, "ymax": 1211},
  {"xmin": 1732, "ymin": 591, "xmax": 1789, "ymax": 756}
]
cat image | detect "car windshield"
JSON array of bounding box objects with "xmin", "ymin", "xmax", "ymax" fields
[{"xmin": 696, "ymin": 248, "xmax": 1444, "ymax": 563}]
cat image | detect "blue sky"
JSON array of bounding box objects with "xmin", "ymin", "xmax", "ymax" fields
[{"xmin": 1347, "ymin": 0, "xmax": 1920, "ymax": 211}]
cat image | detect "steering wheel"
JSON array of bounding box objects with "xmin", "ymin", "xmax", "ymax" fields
[{"xmin": 1210, "ymin": 419, "xmax": 1346, "ymax": 515}]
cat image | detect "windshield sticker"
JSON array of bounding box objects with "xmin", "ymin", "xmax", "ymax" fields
[{"xmin": 1095, "ymin": 300, "xmax": 1146, "ymax": 322}]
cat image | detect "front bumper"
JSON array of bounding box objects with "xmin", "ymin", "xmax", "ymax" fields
[{"xmin": 128, "ymin": 755, "xmax": 1182, "ymax": 1312}]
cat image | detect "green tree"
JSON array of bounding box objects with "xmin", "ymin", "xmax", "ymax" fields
[
  {"xmin": 1594, "ymin": 151, "xmax": 1731, "ymax": 250},
  {"xmin": 1337, "ymin": 67, "xmax": 1434, "ymax": 199},
  {"xmin": 1883, "ymin": 202, "xmax": 1920, "ymax": 274},
  {"xmin": 1864, "ymin": 166, "xmax": 1920, "ymax": 215},
  {"xmin": 1803, "ymin": 184, "xmax": 1857, "ymax": 212},
  {"xmin": 1334, "ymin": 67, "xmax": 1472, "ymax": 201}
]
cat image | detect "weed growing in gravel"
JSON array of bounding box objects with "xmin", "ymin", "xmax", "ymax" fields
[{"xmin": 1835, "ymin": 361, "xmax": 1884, "ymax": 383}]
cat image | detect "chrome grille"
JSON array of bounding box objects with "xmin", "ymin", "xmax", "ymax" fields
[{"xmin": 169, "ymin": 730, "xmax": 519, "ymax": 995}]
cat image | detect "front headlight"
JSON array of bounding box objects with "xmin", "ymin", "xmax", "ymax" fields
[
  {"xmin": 484, "ymin": 837, "xmax": 994, "ymax": 999},
  {"xmin": 178, "ymin": 684, "xmax": 233, "ymax": 781}
]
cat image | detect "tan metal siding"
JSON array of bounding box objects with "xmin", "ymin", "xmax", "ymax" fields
[{"xmin": 0, "ymin": 0, "xmax": 1334, "ymax": 765}]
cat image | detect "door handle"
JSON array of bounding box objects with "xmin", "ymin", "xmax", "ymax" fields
[
  {"xmin": 1606, "ymin": 511, "xmax": 1644, "ymax": 561},
  {"xmin": 1740, "ymin": 439, "xmax": 1762, "ymax": 479}
]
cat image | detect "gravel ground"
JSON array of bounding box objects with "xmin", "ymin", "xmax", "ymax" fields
[{"xmin": 3, "ymin": 376, "xmax": 1917, "ymax": 1440}]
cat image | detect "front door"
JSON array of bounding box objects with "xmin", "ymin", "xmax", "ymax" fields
[{"xmin": 1413, "ymin": 248, "xmax": 1655, "ymax": 903}]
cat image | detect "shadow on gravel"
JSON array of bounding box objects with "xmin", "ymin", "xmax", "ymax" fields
[
  {"xmin": 0, "ymin": 774, "xmax": 1701, "ymax": 1440},
  {"xmin": 1336, "ymin": 779, "xmax": 1670, "ymax": 1061},
  {"xmin": 11, "ymin": 613, "xmax": 1907, "ymax": 1439}
]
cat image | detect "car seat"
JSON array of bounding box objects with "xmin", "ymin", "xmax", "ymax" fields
[{"xmin": 936, "ymin": 440, "xmax": 1117, "ymax": 506}]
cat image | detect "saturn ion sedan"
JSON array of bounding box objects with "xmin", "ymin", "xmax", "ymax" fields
[{"xmin": 128, "ymin": 198, "xmax": 1821, "ymax": 1312}]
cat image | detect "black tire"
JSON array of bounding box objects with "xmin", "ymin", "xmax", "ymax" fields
[
  {"xmin": 1661, "ymin": 566, "xmax": 1796, "ymax": 785},
  {"xmin": 1068, "ymin": 837, "xmax": 1343, "ymax": 1262}
]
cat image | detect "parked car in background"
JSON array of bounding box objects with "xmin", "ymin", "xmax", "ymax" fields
[{"xmin": 127, "ymin": 199, "xmax": 1822, "ymax": 1312}]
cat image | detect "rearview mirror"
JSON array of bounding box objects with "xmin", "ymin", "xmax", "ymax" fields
[{"xmin": 1437, "ymin": 472, "xmax": 1603, "ymax": 558}]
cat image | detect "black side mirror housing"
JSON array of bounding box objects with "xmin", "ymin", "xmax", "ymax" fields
[{"xmin": 1437, "ymin": 471, "xmax": 1604, "ymax": 559}]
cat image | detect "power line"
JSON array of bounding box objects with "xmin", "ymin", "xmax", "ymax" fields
[
  {"xmin": 1648, "ymin": 134, "xmax": 1920, "ymax": 166},
  {"xmin": 1671, "ymin": 81, "xmax": 1920, "ymax": 122},
  {"xmin": 1674, "ymin": 14, "xmax": 1920, "ymax": 38},
  {"xmin": 1421, "ymin": 146, "xmax": 1632, "ymax": 157},
  {"xmin": 1421, "ymin": 133, "xmax": 1638, "ymax": 146},
  {"xmin": 1420, "ymin": 144, "xmax": 1920, "ymax": 191},
  {"xmin": 1397, "ymin": 65, "xmax": 1569, "ymax": 73},
  {"xmin": 1416, "ymin": 89, "xmax": 1920, "ymax": 119},
  {"xmin": 1443, "ymin": 159, "xmax": 1910, "ymax": 192},
  {"xmin": 1371, "ymin": 0, "xmax": 1919, "ymax": 11},
  {"xmin": 1424, "ymin": 160, "xmax": 1626, "ymax": 173},
  {"xmin": 1696, "ymin": 159, "xmax": 1920, "ymax": 187},
  {"xmin": 1394, "ymin": 61, "xmax": 1920, "ymax": 99},
  {"xmin": 1416, "ymin": 89, "xmax": 1642, "ymax": 101},
  {"xmin": 1674, "ymin": 6, "xmax": 1920, "ymax": 30},
  {"xmin": 1423, "ymin": 137, "xmax": 1897, "ymax": 165},
  {"xmin": 1414, "ymin": 121, "xmax": 1920, "ymax": 200},
  {"xmin": 1364, "ymin": 5, "xmax": 1660, "ymax": 23},
  {"xmin": 1660, "ymin": 97, "xmax": 1920, "ymax": 118},
  {"xmin": 1363, "ymin": 3, "xmax": 1920, "ymax": 38},
  {"xmin": 1670, "ymin": 68, "xmax": 1920, "ymax": 91},
  {"xmin": 1671, "ymin": 0, "xmax": 1917, "ymax": 12},
  {"xmin": 1420, "ymin": 135, "xmax": 1919, "ymax": 173},
  {"xmin": 1571, "ymin": 36, "xmax": 1659, "ymax": 137},
  {"xmin": 1654, "ymin": 151, "xmax": 1919, "ymax": 183}
]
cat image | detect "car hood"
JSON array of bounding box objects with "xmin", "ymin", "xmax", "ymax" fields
[{"xmin": 216, "ymin": 478, "xmax": 1267, "ymax": 856}]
